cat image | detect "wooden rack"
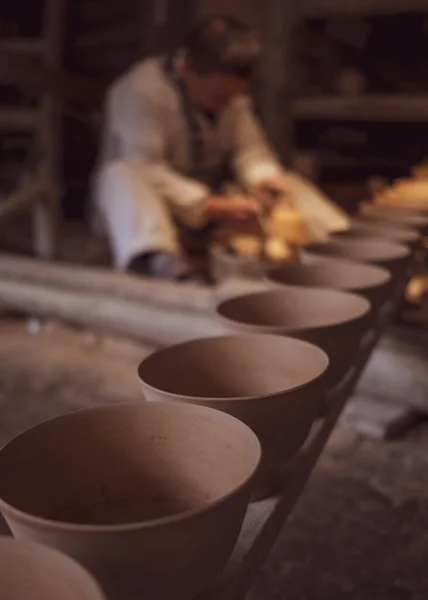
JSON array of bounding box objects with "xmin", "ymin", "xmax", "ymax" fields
[
  {"xmin": 0, "ymin": 249, "xmax": 411, "ymax": 599},
  {"xmin": 292, "ymin": 0, "xmax": 428, "ymax": 184},
  {"xmin": 304, "ymin": 0, "xmax": 428, "ymax": 17},
  {"xmin": 0, "ymin": 0, "xmax": 66, "ymax": 258}
]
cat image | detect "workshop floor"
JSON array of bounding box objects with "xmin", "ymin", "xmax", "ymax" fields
[{"xmin": 0, "ymin": 318, "xmax": 427, "ymax": 599}]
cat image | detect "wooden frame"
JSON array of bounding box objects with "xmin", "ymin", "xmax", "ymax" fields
[
  {"xmin": 0, "ymin": 251, "xmax": 407, "ymax": 599},
  {"xmin": 0, "ymin": 0, "xmax": 66, "ymax": 259},
  {"xmin": 304, "ymin": 0, "xmax": 428, "ymax": 17}
]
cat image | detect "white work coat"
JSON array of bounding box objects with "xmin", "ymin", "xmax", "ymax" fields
[{"xmin": 94, "ymin": 57, "xmax": 348, "ymax": 268}]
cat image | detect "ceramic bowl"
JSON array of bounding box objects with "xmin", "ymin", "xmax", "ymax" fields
[
  {"xmin": 267, "ymin": 259, "xmax": 391, "ymax": 315},
  {"xmin": 359, "ymin": 203, "xmax": 428, "ymax": 234},
  {"xmin": 0, "ymin": 402, "xmax": 260, "ymax": 600},
  {"xmin": 0, "ymin": 537, "xmax": 105, "ymax": 600},
  {"xmin": 301, "ymin": 238, "xmax": 411, "ymax": 281},
  {"xmin": 331, "ymin": 218, "xmax": 421, "ymax": 249},
  {"xmin": 139, "ymin": 334, "xmax": 329, "ymax": 495},
  {"xmin": 216, "ymin": 288, "xmax": 370, "ymax": 390}
]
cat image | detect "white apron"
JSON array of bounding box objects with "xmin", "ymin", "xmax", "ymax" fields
[{"xmin": 93, "ymin": 57, "xmax": 349, "ymax": 269}]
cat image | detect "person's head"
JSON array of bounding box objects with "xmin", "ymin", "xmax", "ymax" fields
[{"xmin": 182, "ymin": 15, "xmax": 261, "ymax": 113}]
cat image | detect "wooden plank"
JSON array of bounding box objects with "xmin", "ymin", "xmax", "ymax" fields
[
  {"xmin": 0, "ymin": 39, "xmax": 44, "ymax": 55},
  {"xmin": 0, "ymin": 181, "xmax": 46, "ymax": 220},
  {"xmin": 258, "ymin": 0, "xmax": 300, "ymax": 162},
  {"xmin": 0, "ymin": 109, "xmax": 40, "ymax": 131},
  {"xmin": 77, "ymin": 0, "xmax": 136, "ymax": 22},
  {"xmin": 74, "ymin": 26, "xmax": 141, "ymax": 49},
  {"xmin": 304, "ymin": 0, "xmax": 428, "ymax": 17},
  {"xmin": 41, "ymin": 0, "xmax": 67, "ymax": 188},
  {"xmin": 294, "ymin": 95, "xmax": 428, "ymax": 122},
  {"xmin": 0, "ymin": 279, "xmax": 223, "ymax": 347},
  {"xmin": 0, "ymin": 53, "xmax": 106, "ymax": 110},
  {"xmin": 0, "ymin": 254, "xmax": 214, "ymax": 313}
]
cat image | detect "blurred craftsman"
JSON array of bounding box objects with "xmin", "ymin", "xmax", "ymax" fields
[{"xmin": 94, "ymin": 15, "xmax": 348, "ymax": 280}]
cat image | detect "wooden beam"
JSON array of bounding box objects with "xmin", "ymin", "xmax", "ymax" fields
[
  {"xmin": 0, "ymin": 257, "xmax": 269, "ymax": 345},
  {"xmin": 0, "ymin": 39, "xmax": 44, "ymax": 55},
  {"xmin": 0, "ymin": 109, "xmax": 39, "ymax": 132},
  {"xmin": 258, "ymin": 0, "xmax": 300, "ymax": 163},
  {"xmin": 304, "ymin": 0, "xmax": 428, "ymax": 17},
  {"xmin": 0, "ymin": 52, "xmax": 106, "ymax": 111},
  {"xmin": 294, "ymin": 95, "xmax": 428, "ymax": 122},
  {"xmin": 0, "ymin": 279, "xmax": 224, "ymax": 347},
  {"xmin": 0, "ymin": 182, "xmax": 46, "ymax": 221},
  {"xmin": 74, "ymin": 26, "xmax": 141, "ymax": 49},
  {"xmin": 0, "ymin": 255, "xmax": 214, "ymax": 313}
]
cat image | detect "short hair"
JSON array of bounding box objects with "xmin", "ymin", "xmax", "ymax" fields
[{"xmin": 183, "ymin": 15, "xmax": 261, "ymax": 78}]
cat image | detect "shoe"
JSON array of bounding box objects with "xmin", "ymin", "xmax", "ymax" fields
[{"xmin": 128, "ymin": 252, "xmax": 205, "ymax": 282}]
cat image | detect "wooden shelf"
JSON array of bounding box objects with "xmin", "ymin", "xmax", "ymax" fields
[
  {"xmin": 304, "ymin": 0, "xmax": 428, "ymax": 17},
  {"xmin": 0, "ymin": 39, "xmax": 44, "ymax": 55},
  {"xmin": 293, "ymin": 95, "xmax": 428, "ymax": 122},
  {"xmin": 77, "ymin": 0, "xmax": 135, "ymax": 23},
  {"xmin": 0, "ymin": 109, "xmax": 40, "ymax": 131},
  {"xmin": 74, "ymin": 26, "xmax": 140, "ymax": 49},
  {"xmin": 318, "ymin": 154, "xmax": 405, "ymax": 169}
]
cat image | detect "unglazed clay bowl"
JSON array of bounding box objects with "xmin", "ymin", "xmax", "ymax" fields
[
  {"xmin": 0, "ymin": 537, "xmax": 105, "ymax": 600},
  {"xmin": 301, "ymin": 238, "xmax": 411, "ymax": 281},
  {"xmin": 331, "ymin": 218, "xmax": 421, "ymax": 250},
  {"xmin": 359, "ymin": 203, "xmax": 428, "ymax": 234},
  {"xmin": 267, "ymin": 259, "xmax": 391, "ymax": 317},
  {"xmin": 216, "ymin": 288, "xmax": 370, "ymax": 390},
  {"xmin": 0, "ymin": 402, "xmax": 260, "ymax": 600},
  {"xmin": 139, "ymin": 334, "xmax": 329, "ymax": 495}
]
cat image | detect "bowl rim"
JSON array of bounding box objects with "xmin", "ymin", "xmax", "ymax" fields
[
  {"xmin": 215, "ymin": 289, "xmax": 371, "ymax": 334},
  {"xmin": 360, "ymin": 204, "xmax": 428, "ymax": 224},
  {"xmin": 303, "ymin": 238, "xmax": 411, "ymax": 261},
  {"xmin": 266, "ymin": 261, "xmax": 391, "ymax": 291},
  {"xmin": 331, "ymin": 221, "xmax": 421, "ymax": 243},
  {"xmin": 0, "ymin": 537, "xmax": 106, "ymax": 598},
  {"xmin": 138, "ymin": 333, "xmax": 330, "ymax": 404},
  {"xmin": 0, "ymin": 402, "xmax": 262, "ymax": 534}
]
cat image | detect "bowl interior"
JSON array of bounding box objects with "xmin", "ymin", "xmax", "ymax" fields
[
  {"xmin": 303, "ymin": 239, "xmax": 410, "ymax": 263},
  {"xmin": 139, "ymin": 335, "xmax": 328, "ymax": 400},
  {"xmin": 0, "ymin": 403, "xmax": 259, "ymax": 526},
  {"xmin": 360, "ymin": 205, "xmax": 428, "ymax": 227},
  {"xmin": 267, "ymin": 261, "xmax": 390, "ymax": 292},
  {"xmin": 333, "ymin": 219, "xmax": 420, "ymax": 244},
  {"xmin": 0, "ymin": 538, "xmax": 105, "ymax": 600},
  {"xmin": 217, "ymin": 289, "xmax": 369, "ymax": 332}
]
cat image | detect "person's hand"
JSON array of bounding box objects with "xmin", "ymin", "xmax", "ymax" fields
[
  {"xmin": 207, "ymin": 194, "xmax": 261, "ymax": 222},
  {"xmin": 253, "ymin": 178, "xmax": 294, "ymax": 207}
]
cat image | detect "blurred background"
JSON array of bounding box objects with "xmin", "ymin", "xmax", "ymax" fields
[{"xmin": 2, "ymin": 0, "xmax": 428, "ymax": 224}]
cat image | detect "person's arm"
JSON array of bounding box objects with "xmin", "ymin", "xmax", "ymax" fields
[
  {"xmin": 230, "ymin": 96, "xmax": 349, "ymax": 238},
  {"xmin": 231, "ymin": 96, "xmax": 285, "ymax": 191},
  {"xmin": 108, "ymin": 81, "xmax": 212, "ymax": 228}
]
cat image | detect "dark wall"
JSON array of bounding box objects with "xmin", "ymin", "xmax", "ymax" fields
[{"xmin": 193, "ymin": 0, "xmax": 262, "ymax": 27}]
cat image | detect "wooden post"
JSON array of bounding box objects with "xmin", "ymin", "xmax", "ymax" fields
[
  {"xmin": 35, "ymin": 0, "xmax": 67, "ymax": 259},
  {"xmin": 40, "ymin": 0, "xmax": 66, "ymax": 185},
  {"xmin": 257, "ymin": 0, "xmax": 300, "ymax": 164}
]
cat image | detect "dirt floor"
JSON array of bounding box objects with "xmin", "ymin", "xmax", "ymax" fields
[{"xmin": 0, "ymin": 318, "xmax": 427, "ymax": 599}]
